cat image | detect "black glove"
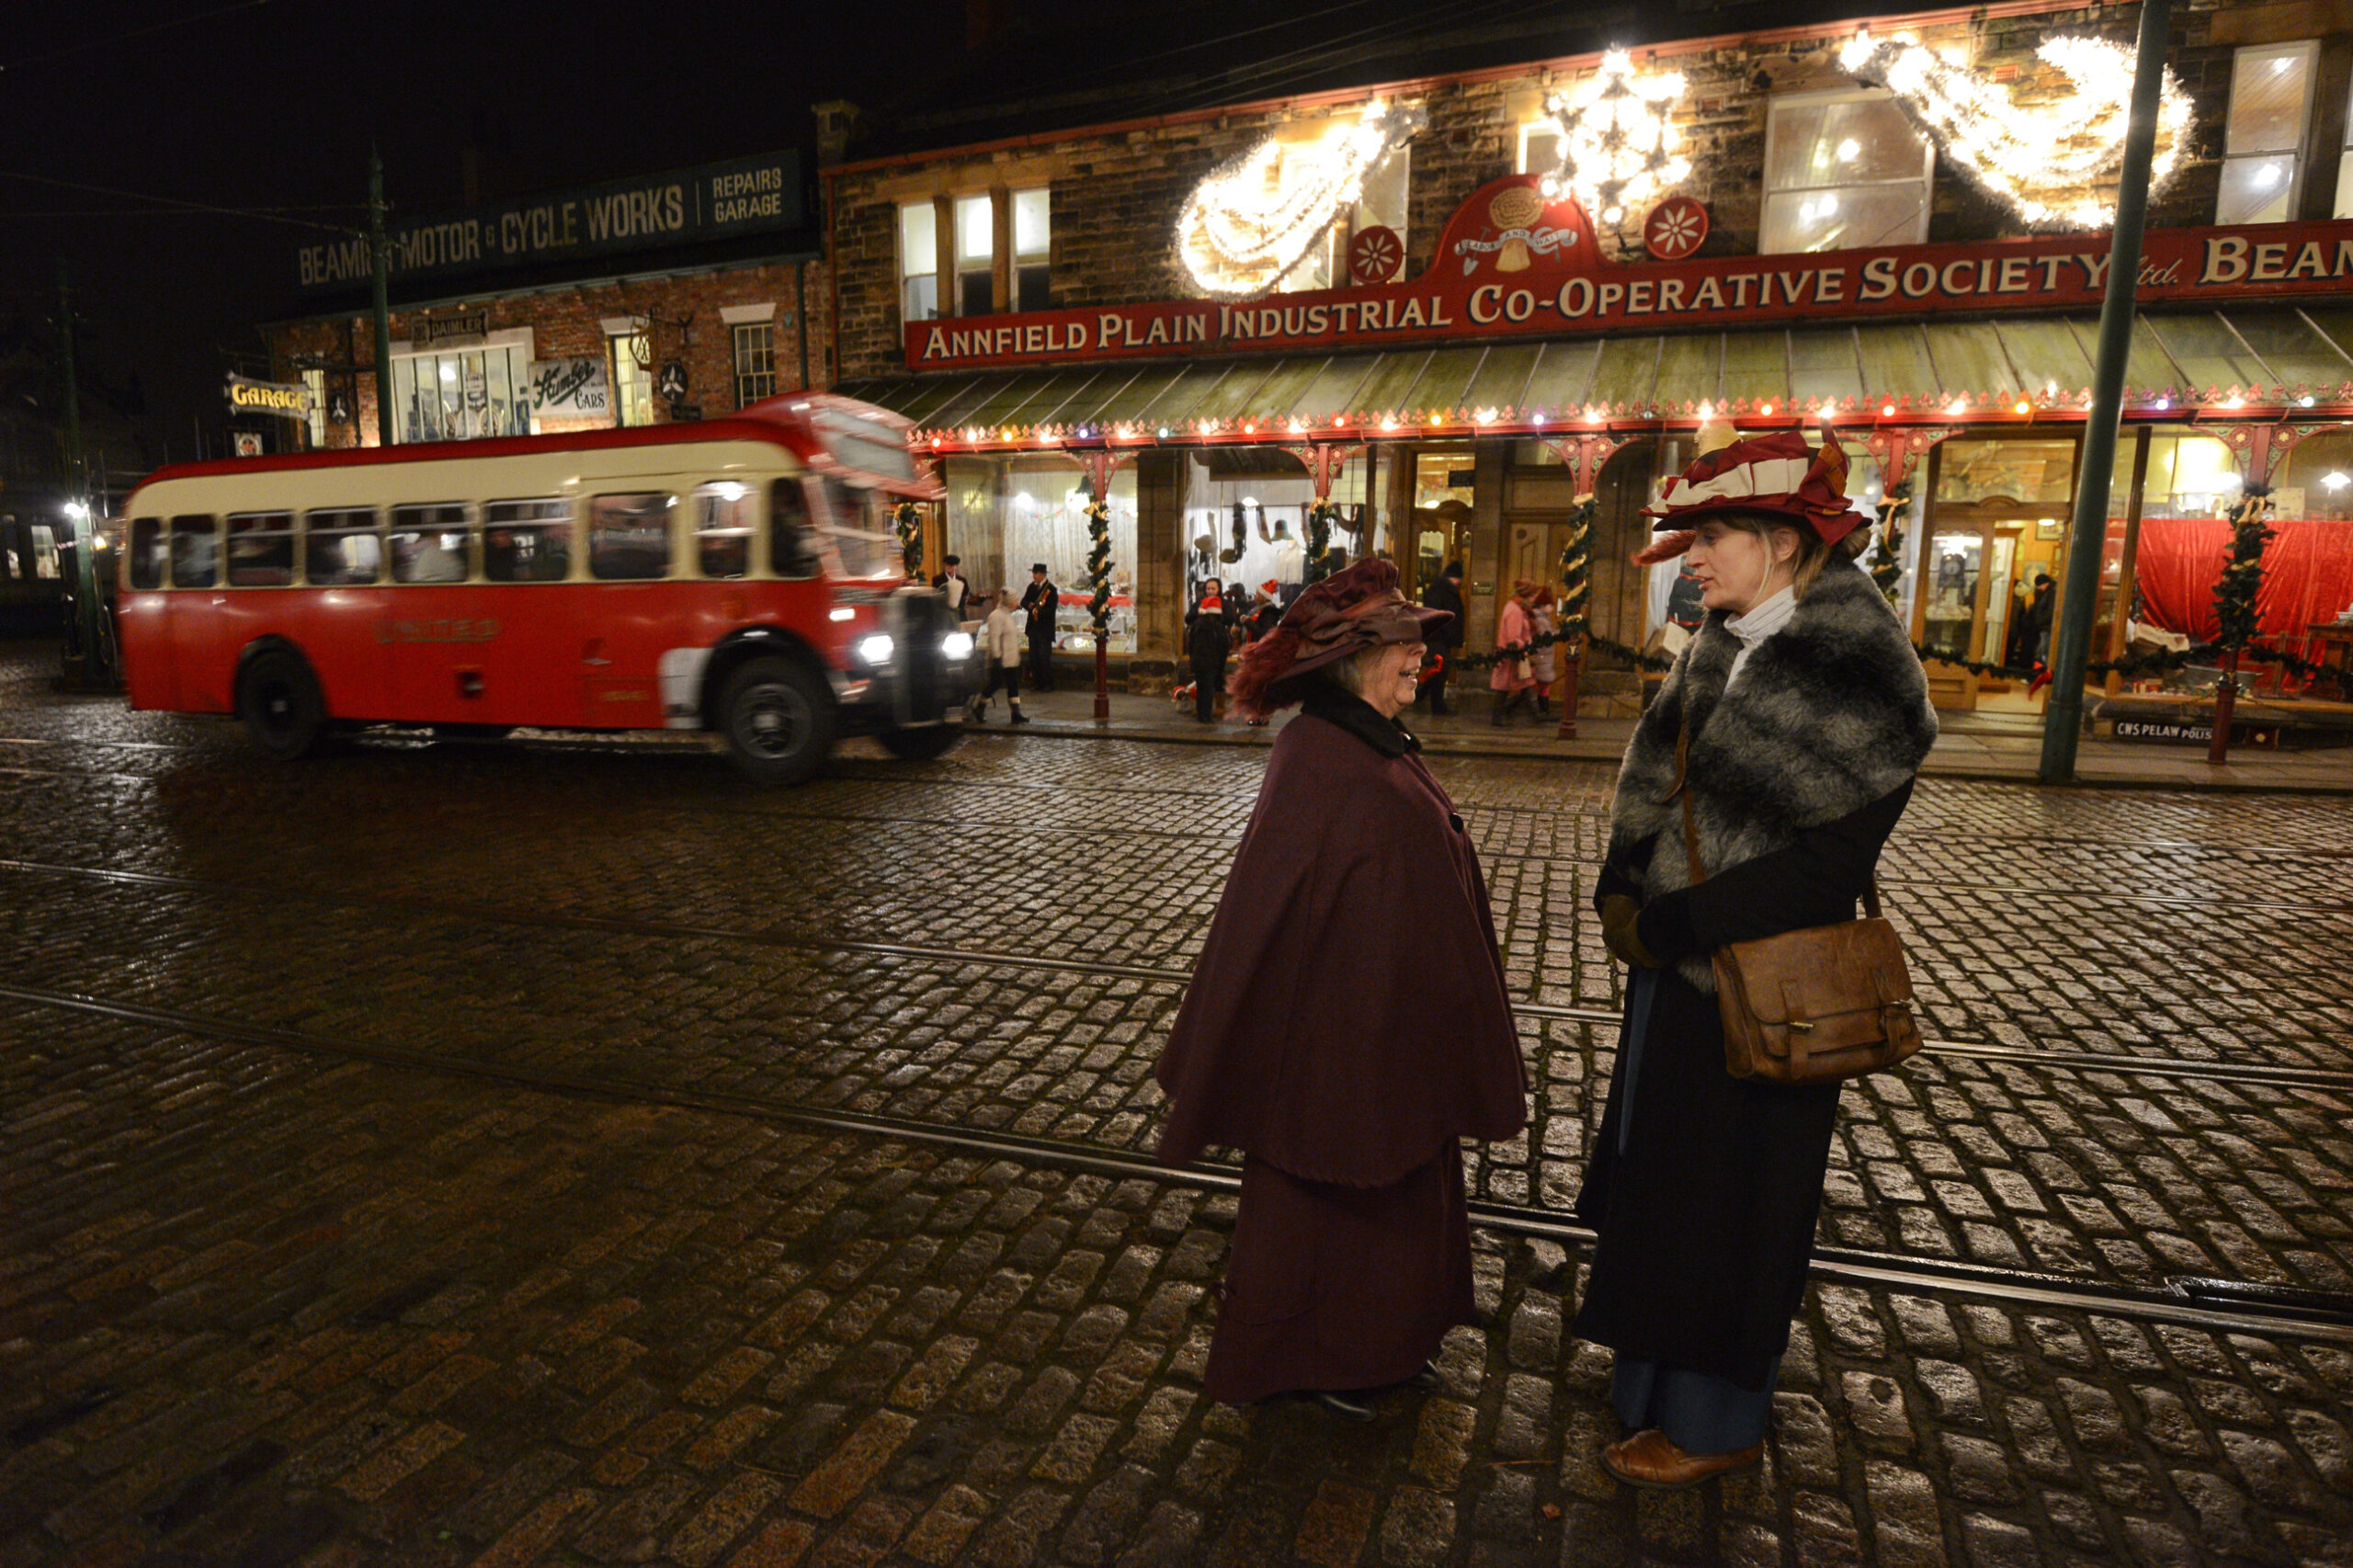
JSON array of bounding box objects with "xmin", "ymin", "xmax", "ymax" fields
[{"xmin": 1600, "ymin": 894, "xmax": 1658, "ymax": 970}]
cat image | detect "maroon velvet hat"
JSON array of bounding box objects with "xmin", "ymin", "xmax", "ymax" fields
[
  {"xmin": 1635, "ymin": 431, "xmax": 1872, "ymax": 565},
  {"xmin": 1229, "ymin": 558, "xmax": 1449, "ymax": 719}
]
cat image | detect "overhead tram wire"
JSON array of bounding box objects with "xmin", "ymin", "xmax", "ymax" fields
[
  {"xmin": 0, "ymin": 0, "xmax": 290, "ymax": 73},
  {"xmin": 0, "ymin": 171, "xmax": 360, "ymax": 233}
]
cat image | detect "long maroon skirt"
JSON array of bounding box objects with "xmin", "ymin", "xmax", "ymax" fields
[{"xmin": 1203, "ymin": 1145, "xmax": 1472, "ymax": 1405}]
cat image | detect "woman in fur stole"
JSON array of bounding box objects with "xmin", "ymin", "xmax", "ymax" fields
[
  {"xmin": 1574, "ymin": 431, "xmax": 1938, "ymax": 1488},
  {"xmin": 1157, "ymin": 559, "xmax": 1527, "ymax": 1422}
]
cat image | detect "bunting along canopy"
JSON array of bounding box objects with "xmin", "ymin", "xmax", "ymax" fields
[{"xmin": 833, "ymin": 308, "xmax": 2353, "ymax": 450}]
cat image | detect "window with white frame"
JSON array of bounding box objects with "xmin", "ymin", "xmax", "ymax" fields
[
  {"xmin": 899, "ymin": 201, "xmax": 938, "ymax": 323},
  {"xmin": 387, "ymin": 339, "xmax": 532, "ymax": 443},
  {"xmin": 608, "ymin": 330, "xmax": 654, "ymax": 427},
  {"xmin": 1516, "ymin": 121, "xmax": 1563, "ymax": 177},
  {"xmin": 955, "ymin": 193, "xmax": 995, "ymax": 315},
  {"xmin": 1270, "ymin": 126, "xmax": 1409, "ymax": 292},
  {"xmin": 301, "ymin": 369, "xmax": 326, "ymax": 448},
  {"xmin": 2222, "ymin": 40, "xmax": 2318, "ymax": 224},
  {"xmin": 733, "ymin": 323, "xmax": 776, "ymax": 407},
  {"xmin": 2336, "ymin": 72, "xmax": 2353, "ymax": 218},
  {"xmin": 1012, "ymin": 187, "xmax": 1051, "ymax": 312},
  {"xmin": 1761, "ymin": 90, "xmax": 1933, "ymax": 254}
]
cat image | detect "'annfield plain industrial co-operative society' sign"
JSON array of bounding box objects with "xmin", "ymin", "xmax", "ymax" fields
[{"xmin": 295, "ymin": 152, "xmax": 802, "ymax": 292}]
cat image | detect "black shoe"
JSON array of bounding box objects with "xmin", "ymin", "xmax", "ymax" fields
[
  {"xmin": 1309, "ymin": 1390, "xmax": 1378, "ymax": 1423},
  {"xmin": 1009, "ymin": 710, "xmax": 1029, "ymax": 725}
]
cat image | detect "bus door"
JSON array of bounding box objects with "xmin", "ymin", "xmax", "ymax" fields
[
  {"xmin": 469, "ymin": 498, "xmax": 581, "ymax": 725},
  {"xmin": 574, "ymin": 491, "xmax": 676, "ymax": 727},
  {"xmin": 299, "ymin": 507, "xmax": 392, "ymax": 720},
  {"xmin": 120, "ymin": 517, "xmax": 176, "ymax": 709}
]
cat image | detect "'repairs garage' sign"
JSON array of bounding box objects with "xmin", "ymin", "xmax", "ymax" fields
[
  {"xmin": 296, "ymin": 151, "xmax": 803, "ymax": 292},
  {"xmin": 906, "ymin": 175, "xmax": 2353, "ymax": 371}
]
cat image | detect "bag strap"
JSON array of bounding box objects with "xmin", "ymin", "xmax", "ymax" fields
[{"xmin": 1673, "ymin": 697, "xmax": 1887, "ymax": 916}]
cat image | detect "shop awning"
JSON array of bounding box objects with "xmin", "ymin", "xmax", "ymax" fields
[{"xmin": 836, "ymin": 308, "xmax": 2353, "ymax": 449}]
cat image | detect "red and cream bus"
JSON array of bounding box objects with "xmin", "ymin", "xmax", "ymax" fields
[{"xmin": 117, "ymin": 394, "xmax": 974, "ymax": 783}]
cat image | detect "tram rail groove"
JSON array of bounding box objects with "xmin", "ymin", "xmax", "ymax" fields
[
  {"xmin": 5, "ymin": 978, "xmax": 2347, "ymax": 1346},
  {"xmin": 4, "ymin": 855, "xmax": 2347, "ymax": 1091}
]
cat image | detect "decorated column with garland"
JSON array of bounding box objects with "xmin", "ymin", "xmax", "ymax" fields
[
  {"xmin": 1553, "ymin": 495, "xmax": 1596, "ymax": 737},
  {"xmin": 2207, "ymin": 485, "xmax": 2274, "ymax": 765},
  {"xmin": 892, "ymin": 501, "xmax": 924, "ymax": 578}
]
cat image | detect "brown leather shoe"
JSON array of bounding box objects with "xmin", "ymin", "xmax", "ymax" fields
[{"xmin": 1600, "ymin": 1428, "xmax": 1763, "ymax": 1490}]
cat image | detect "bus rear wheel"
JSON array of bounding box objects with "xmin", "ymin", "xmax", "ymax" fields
[
  {"xmin": 719, "ymin": 656, "xmax": 835, "ymax": 784},
  {"xmin": 236, "ymin": 649, "xmax": 329, "ymax": 761},
  {"xmin": 878, "ymin": 725, "xmax": 960, "ymax": 762}
]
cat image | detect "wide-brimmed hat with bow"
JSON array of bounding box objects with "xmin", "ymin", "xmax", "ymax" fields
[
  {"xmin": 1229, "ymin": 558, "xmax": 1450, "ymax": 719},
  {"xmin": 1634, "ymin": 431, "xmax": 1872, "ymax": 565}
]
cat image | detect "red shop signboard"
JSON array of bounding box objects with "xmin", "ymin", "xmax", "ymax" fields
[{"xmin": 905, "ymin": 176, "xmax": 2353, "ymax": 372}]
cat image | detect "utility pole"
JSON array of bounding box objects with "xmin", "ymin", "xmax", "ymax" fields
[
  {"xmin": 59, "ymin": 258, "xmax": 105, "ymax": 680},
  {"xmin": 2040, "ymin": 0, "xmax": 2171, "ymax": 782},
  {"xmin": 369, "ymin": 147, "xmax": 394, "ymax": 449}
]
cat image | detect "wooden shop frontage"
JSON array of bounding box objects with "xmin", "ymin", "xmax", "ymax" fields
[{"xmin": 842, "ymin": 175, "xmax": 2353, "ymax": 713}]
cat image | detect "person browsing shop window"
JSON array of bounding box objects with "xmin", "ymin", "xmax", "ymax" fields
[{"xmin": 1575, "ymin": 431, "xmax": 1938, "ymax": 1490}]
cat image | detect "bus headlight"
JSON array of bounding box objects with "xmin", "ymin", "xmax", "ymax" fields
[
  {"xmin": 856, "ymin": 633, "xmax": 895, "ymax": 665},
  {"xmin": 941, "ymin": 631, "xmax": 974, "ymax": 660}
]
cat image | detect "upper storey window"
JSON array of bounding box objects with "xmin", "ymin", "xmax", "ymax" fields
[
  {"xmin": 1761, "ymin": 90, "xmax": 1933, "ymax": 254},
  {"xmin": 1268, "ymin": 120, "xmax": 1409, "ymax": 292},
  {"xmin": 2220, "ymin": 40, "xmax": 2317, "ymax": 223}
]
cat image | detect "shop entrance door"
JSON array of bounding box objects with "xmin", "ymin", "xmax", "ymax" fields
[
  {"xmin": 1914, "ymin": 501, "xmax": 2074, "ymax": 711},
  {"xmin": 1504, "ymin": 517, "xmax": 1574, "ymax": 606}
]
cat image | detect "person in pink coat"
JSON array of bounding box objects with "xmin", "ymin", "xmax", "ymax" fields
[{"xmin": 1490, "ymin": 578, "xmax": 1540, "ymax": 724}]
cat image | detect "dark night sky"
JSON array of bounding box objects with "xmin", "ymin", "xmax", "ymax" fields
[{"xmin": 0, "ymin": 0, "xmax": 970, "ymax": 481}]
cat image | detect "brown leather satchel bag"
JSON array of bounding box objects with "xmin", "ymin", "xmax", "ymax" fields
[{"xmin": 1674, "ymin": 723, "xmax": 1921, "ymax": 1085}]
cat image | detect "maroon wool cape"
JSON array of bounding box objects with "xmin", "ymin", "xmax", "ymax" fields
[{"xmin": 1155, "ymin": 710, "xmax": 1527, "ymax": 1403}]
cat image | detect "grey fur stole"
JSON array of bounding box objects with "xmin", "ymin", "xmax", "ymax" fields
[{"xmin": 1605, "ymin": 560, "xmax": 1938, "ymax": 992}]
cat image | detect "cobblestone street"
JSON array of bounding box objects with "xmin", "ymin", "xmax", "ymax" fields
[{"xmin": 3, "ymin": 640, "xmax": 2349, "ymax": 1568}]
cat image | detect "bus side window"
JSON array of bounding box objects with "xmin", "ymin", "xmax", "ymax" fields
[
  {"xmin": 129, "ymin": 518, "xmax": 165, "ymax": 590},
  {"xmin": 587, "ymin": 494, "xmax": 672, "ymax": 581},
  {"xmin": 484, "ymin": 499, "xmax": 573, "ymax": 582},
  {"xmin": 389, "ymin": 503, "xmax": 471, "ymax": 584},
  {"xmin": 769, "ymin": 480, "xmax": 820, "ymax": 579},
  {"xmin": 226, "ymin": 512, "xmax": 295, "ymax": 586},
  {"xmin": 304, "ymin": 507, "xmax": 381, "ymax": 585},
  {"xmin": 692, "ymin": 483, "xmax": 754, "ymax": 580},
  {"xmin": 169, "ymin": 515, "xmax": 219, "ymax": 589}
]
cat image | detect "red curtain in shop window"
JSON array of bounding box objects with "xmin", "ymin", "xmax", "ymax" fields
[{"xmin": 2132, "ymin": 517, "xmax": 2353, "ymax": 647}]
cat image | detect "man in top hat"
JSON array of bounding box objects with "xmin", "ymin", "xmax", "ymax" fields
[
  {"xmin": 931, "ymin": 553, "xmax": 970, "ymax": 620},
  {"xmin": 1018, "ymin": 563, "xmax": 1060, "ymax": 691}
]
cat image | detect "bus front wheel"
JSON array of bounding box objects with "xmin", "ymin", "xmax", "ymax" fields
[
  {"xmin": 878, "ymin": 725, "xmax": 960, "ymax": 762},
  {"xmin": 718, "ymin": 656, "xmax": 835, "ymax": 784},
  {"xmin": 236, "ymin": 649, "xmax": 329, "ymax": 761}
]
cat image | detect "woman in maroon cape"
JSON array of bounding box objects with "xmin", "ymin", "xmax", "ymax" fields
[{"xmin": 1155, "ymin": 559, "xmax": 1528, "ymax": 1420}]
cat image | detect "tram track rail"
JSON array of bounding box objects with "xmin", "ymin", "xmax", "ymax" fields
[
  {"xmin": 5, "ymin": 976, "xmax": 2347, "ymax": 1345},
  {"xmin": 3, "ymin": 854, "xmax": 2348, "ymax": 1091}
]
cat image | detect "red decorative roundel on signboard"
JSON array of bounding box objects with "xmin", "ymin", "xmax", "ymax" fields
[
  {"xmin": 1643, "ymin": 196, "xmax": 1709, "ymax": 261},
  {"xmin": 1347, "ymin": 225, "xmax": 1404, "ymax": 285}
]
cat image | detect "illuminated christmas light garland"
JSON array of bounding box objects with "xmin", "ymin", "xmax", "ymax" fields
[
  {"xmin": 1535, "ymin": 51, "xmax": 1691, "ymax": 225},
  {"xmin": 1840, "ymin": 29, "xmax": 2194, "ymax": 229},
  {"xmin": 1176, "ymin": 99, "xmax": 1427, "ymax": 299}
]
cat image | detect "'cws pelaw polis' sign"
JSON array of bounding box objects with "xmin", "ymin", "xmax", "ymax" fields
[
  {"xmin": 297, "ymin": 151, "xmax": 802, "ymax": 292},
  {"xmin": 907, "ymin": 176, "xmax": 2353, "ymax": 371}
]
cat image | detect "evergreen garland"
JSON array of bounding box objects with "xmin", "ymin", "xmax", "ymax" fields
[
  {"xmin": 1304, "ymin": 499, "xmax": 1342, "ymax": 584},
  {"xmin": 2212, "ymin": 486, "xmax": 2275, "ymax": 655},
  {"xmin": 1084, "ymin": 498, "xmax": 1114, "ymax": 630},
  {"xmin": 892, "ymin": 501, "xmax": 923, "ymax": 575},
  {"xmin": 1867, "ymin": 483, "xmax": 1911, "ymax": 607},
  {"xmin": 1556, "ymin": 495, "xmax": 1596, "ymax": 637}
]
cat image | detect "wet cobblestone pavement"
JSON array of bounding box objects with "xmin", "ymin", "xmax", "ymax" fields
[{"xmin": 2, "ymin": 641, "xmax": 2349, "ymax": 1568}]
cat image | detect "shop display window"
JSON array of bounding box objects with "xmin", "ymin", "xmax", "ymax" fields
[
  {"xmin": 1761, "ymin": 90, "xmax": 1932, "ymax": 254},
  {"xmin": 389, "ymin": 344, "xmax": 531, "ymax": 444},
  {"xmin": 2220, "ymin": 41, "xmax": 2315, "ymax": 224},
  {"xmin": 899, "ymin": 201, "xmax": 939, "ymax": 323},
  {"xmin": 1934, "ymin": 438, "xmax": 2077, "ymax": 507},
  {"xmin": 2109, "ymin": 432, "xmax": 2241, "ymax": 520},
  {"xmin": 946, "ymin": 456, "xmax": 1140, "ymax": 648}
]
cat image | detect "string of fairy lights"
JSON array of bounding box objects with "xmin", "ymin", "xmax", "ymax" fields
[{"xmin": 1170, "ymin": 25, "xmax": 2196, "ymax": 302}]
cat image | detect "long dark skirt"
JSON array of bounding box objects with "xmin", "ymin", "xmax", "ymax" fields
[
  {"xmin": 1572, "ymin": 964, "xmax": 1843, "ymax": 1390},
  {"xmin": 1204, "ymin": 1146, "xmax": 1472, "ymax": 1405}
]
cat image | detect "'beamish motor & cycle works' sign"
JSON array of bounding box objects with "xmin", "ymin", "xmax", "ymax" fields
[{"xmin": 905, "ymin": 176, "xmax": 2353, "ymax": 373}]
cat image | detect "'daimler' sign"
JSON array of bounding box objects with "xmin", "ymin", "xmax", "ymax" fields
[{"xmin": 296, "ymin": 151, "xmax": 803, "ymax": 293}]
